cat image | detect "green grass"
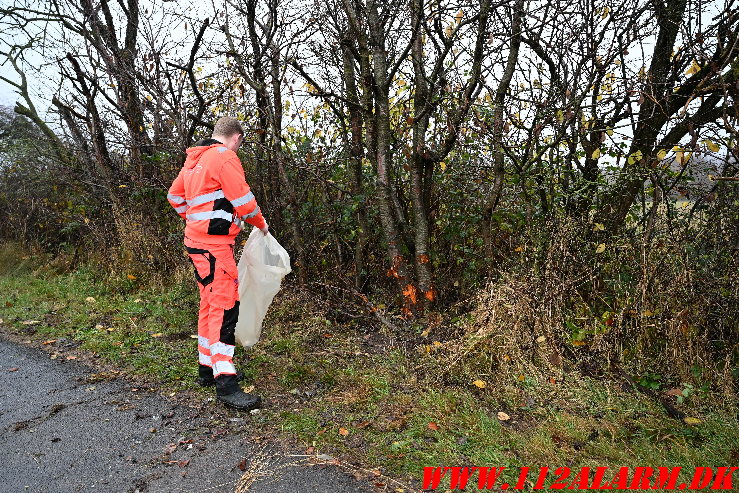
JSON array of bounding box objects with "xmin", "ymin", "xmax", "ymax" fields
[{"xmin": 1, "ymin": 243, "xmax": 737, "ymax": 490}]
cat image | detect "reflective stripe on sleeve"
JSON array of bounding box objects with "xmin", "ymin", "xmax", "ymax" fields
[
  {"xmin": 167, "ymin": 193, "xmax": 186, "ymax": 204},
  {"xmin": 187, "ymin": 190, "xmax": 225, "ymax": 207},
  {"xmin": 241, "ymin": 206, "xmax": 261, "ymax": 220},
  {"xmin": 199, "ymin": 353, "xmax": 213, "ymax": 366},
  {"xmin": 187, "ymin": 210, "xmax": 234, "ymax": 222},
  {"xmin": 230, "ymin": 191, "xmax": 254, "ymax": 208},
  {"xmin": 174, "ymin": 205, "xmax": 187, "ymax": 213}
]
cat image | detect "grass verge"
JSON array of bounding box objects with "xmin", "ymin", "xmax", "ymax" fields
[{"xmin": 0, "ymin": 244, "xmax": 737, "ymax": 492}]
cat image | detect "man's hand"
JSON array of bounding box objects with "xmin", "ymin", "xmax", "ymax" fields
[{"xmin": 260, "ymin": 223, "xmax": 269, "ymax": 235}]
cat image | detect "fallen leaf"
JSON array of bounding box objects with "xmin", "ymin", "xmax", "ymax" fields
[
  {"xmin": 151, "ymin": 333, "xmax": 163, "ymax": 338},
  {"xmin": 127, "ymin": 274, "xmax": 137, "ymax": 280},
  {"xmin": 338, "ymin": 427, "xmax": 349, "ymax": 436},
  {"xmin": 66, "ymin": 356, "xmax": 77, "ymax": 360},
  {"xmin": 683, "ymin": 417, "xmax": 701, "ymax": 425},
  {"xmin": 22, "ymin": 320, "xmax": 41, "ymax": 325},
  {"xmin": 517, "ymin": 374, "xmax": 525, "ymax": 381},
  {"xmin": 42, "ymin": 339, "xmax": 56, "ymax": 345},
  {"xmin": 85, "ymin": 297, "xmax": 96, "ymax": 303},
  {"xmin": 497, "ymin": 412, "xmax": 511, "ymax": 421},
  {"xmin": 178, "ymin": 460, "xmax": 190, "ymax": 467},
  {"xmin": 666, "ymin": 388, "xmax": 683, "ymax": 396},
  {"xmin": 595, "ymin": 243, "xmax": 606, "ymax": 254},
  {"xmin": 473, "ymin": 379, "xmax": 487, "ymax": 389},
  {"xmin": 356, "ymin": 421, "xmax": 371, "ymax": 429},
  {"xmin": 238, "ymin": 458, "xmax": 248, "ymax": 471},
  {"xmin": 134, "ymin": 299, "xmax": 143, "ymax": 303},
  {"xmin": 8, "ymin": 367, "xmax": 19, "ymax": 372},
  {"xmin": 427, "ymin": 422, "xmax": 439, "ymax": 431},
  {"xmin": 189, "ymin": 335, "xmax": 198, "ymax": 339},
  {"xmin": 593, "ymin": 223, "xmax": 605, "ymax": 231},
  {"xmin": 536, "ymin": 335, "xmax": 546, "ymax": 343}
]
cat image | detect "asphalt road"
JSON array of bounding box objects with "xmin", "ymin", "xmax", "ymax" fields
[{"xmin": 0, "ymin": 338, "xmax": 377, "ymax": 493}]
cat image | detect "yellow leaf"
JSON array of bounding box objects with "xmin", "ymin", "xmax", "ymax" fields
[
  {"xmin": 627, "ymin": 150, "xmax": 643, "ymax": 164},
  {"xmin": 514, "ymin": 245, "xmax": 524, "ymax": 252},
  {"xmin": 432, "ymin": 340, "xmax": 442, "ymax": 347},
  {"xmin": 473, "ymin": 379, "xmax": 487, "ymax": 389},
  {"xmin": 591, "ymin": 148, "xmax": 601, "ymax": 159},
  {"xmin": 595, "ymin": 243, "xmax": 606, "ymax": 254},
  {"xmin": 190, "ymin": 335, "xmax": 198, "ymax": 339},
  {"xmin": 555, "ymin": 110, "xmax": 564, "ymax": 122},
  {"xmin": 455, "ymin": 9, "xmax": 464, "ymax": 23},
  {"xmin": 683, "ymin": 417, "xmax": 702, "ymax": 425},
  {"xmin": 685, "ymin": 60, "xmax": 700, "ymax": 75},
  {"xmin": 439, "ymin": 161, "xmax": 447, "ymax": 171},
  {"xmin": 606, "ymin": 128, "xmax": 614, "ymax": 136},
  {"xmin": 593, "ymin": 223, "xmax": 605, "ymax": 231},
  {"xmin": 642, "ymin": 310, "xmax": 654, "ymax": 317},
  {"xmin": 657, "ymin": 149, "xmax": 667, "ymax": 161},
  {"xmin": 497, "ymin": 411, "xmax": 510, "ymax": 421},
  {"xmin": 338, "ymin": 427, "xmax": 350, "ymax": 436},
  {"xmin": 421, "ymin": 329, "xmax": 430, "ymax": 338},
  {"xmin": 85, "ymin": 297, "xmax": 96, "ymax": 303},
  {"xmin": 704, "ymin": 140, "xmax": 720, "ymax": 152},
  {"xmin": 517, "ymin": 374, "xmax": 525, "ymax": 382},
  {"xmin": 601, "ymin": 6, "xmax": 610, "ymax": 19},
  {"xmin": 572, "ymin": 340, "xmax": 587, "ymax": 346},
  {"xmin": 535, "ymin": 335, "xmax": 546, "ymax": 343},
  {"xmin": 127, "ymin": 274, "xmax": 137, "ymax": 280},
  {"xmin": 151, "ymin": 333, "xmax": 163, "ymax": 338},
  {"xmin": 427, "ymin": 421, "xmax": 440, "ymax": 430}
]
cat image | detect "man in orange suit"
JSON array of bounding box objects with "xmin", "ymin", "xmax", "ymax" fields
[{"xmin": 168, "ymin": 116, "xmax": 267, "ymax": 410}]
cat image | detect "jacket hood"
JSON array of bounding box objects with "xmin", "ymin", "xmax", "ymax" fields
[{"xmin": 184, "ymin": 139, "xmax": 223, "ymax": 169}]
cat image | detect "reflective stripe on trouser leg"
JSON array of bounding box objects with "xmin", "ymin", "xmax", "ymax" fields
[
  {"xmin": 197, "ymin": 284, "xmax": 212, "ymax": 367},
  {"xmin": 209, "ymin": 301, "xmax": 239, "ymax": 377}
]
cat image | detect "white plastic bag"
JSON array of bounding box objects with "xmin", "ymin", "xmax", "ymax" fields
[{"xmin": 234, "ymin": 228, "xmax": 291, "ymax": 347}]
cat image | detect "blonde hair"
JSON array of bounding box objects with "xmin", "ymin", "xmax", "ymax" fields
[{"xmin": 212, "ymin": 116, "xmax": 244, "ymax": 139}]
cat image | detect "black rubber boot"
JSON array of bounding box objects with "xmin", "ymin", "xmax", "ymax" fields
[
  {"xmin": 196, "ymin": 365, "xmax": 244, "ymax": 387},
  {"xmin": 217, "ymin": 389, "xmax": 262, "ymax": 411},
  {"xmin": 215, "ymin": 374, "xmax": 262, "ymax": 410}
]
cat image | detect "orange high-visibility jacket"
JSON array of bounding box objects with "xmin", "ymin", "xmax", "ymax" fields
[{"xmin": 167, "ymin": 140, "xmax": 266, "ymax": 245}]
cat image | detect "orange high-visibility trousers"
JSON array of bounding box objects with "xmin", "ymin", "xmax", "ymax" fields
[{"xmin": 185, "ymin": 240, "xmax": 240, "ymax": 378}]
